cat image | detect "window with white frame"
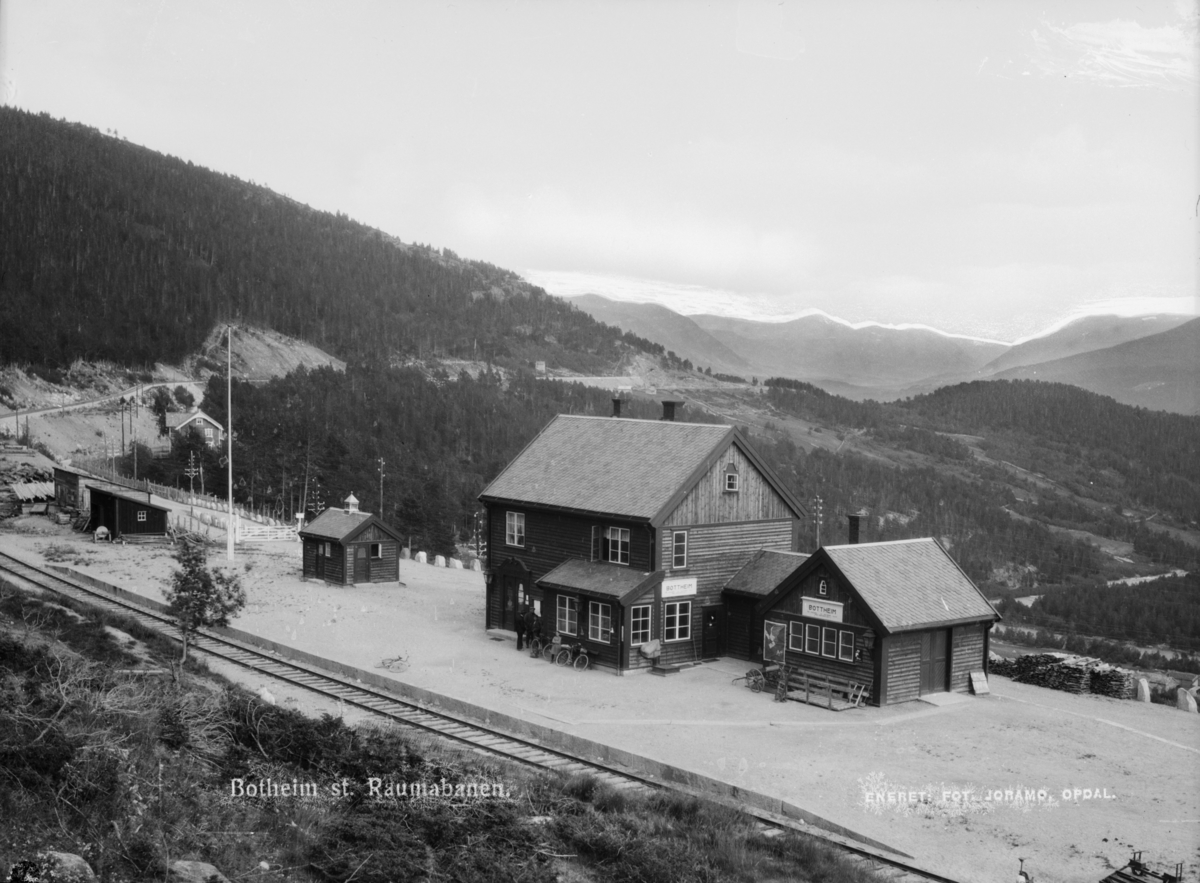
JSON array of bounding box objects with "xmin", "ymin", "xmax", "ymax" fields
[
  {"xmin": 630, "ymin": 605, "xmax": 651, "ymax": 645},
  {"xmin": 671, "ymin": 530, "xmax": 688, "ymax": 569},
  {"xmin": 370, "ymin": 543, "xmax": 382, "ymax": 559},
  {"xmin": 590, "ymin": 525, "xmax": 601, "ymax": 561},
  {"xmin": 839, "ymin": 630, "xmax": 856, "ymax": 662},
  {"xmin": 556, "ymin": 596, "xmax": 578, "ymax": 636},
  {"xmin": 822, "ymin": 626, "xmax": 838, "ymax": 658},
  {"xmin": 788, "ymin": 621, "xmax": 805, "ymax": 652},
  {"xmin": 724, "ymin": 466, "xmax": 739, "ymax": 492},
  {"xmin": 588, "ymin": 601, "xmax": 612, "ymax": 643},
  {"xmin": 136, "ymin": 510, "xmax": 147, "ymax": 522},
  {"xmin": 204, "ymin": 427, "xmax": 213, "ymax": 439},
  {"xmin": 664, "ymin": 600, "xmax": 691, "ymax": 642},
  {"xmin": 505, "ymin": 511, "xmax": 525, "ymax": 547},
  {"xmin": 607, "ymin": 527, "xmax": 629, "ymax": 565},
  {"xmin": 805, "ymin": 623, "xmax": 820, "ymax": 654}
]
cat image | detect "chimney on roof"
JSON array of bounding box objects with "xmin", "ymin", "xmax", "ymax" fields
[
  {"xmin": 344, "ymin": 493, "xmax": 360, "ymax": 515},
  {"xmin": 612, "ymin": 397, "xmax": 623, "ymax": 418},
  {"xmin": 661, "ymin": 400, "xmax": 681, "ymax": 422},
  {"xmin": 847, "ymin": 510, "xmax": 867, "ymax": 544}
]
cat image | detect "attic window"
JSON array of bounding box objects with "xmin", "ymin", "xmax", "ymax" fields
[
  {"xmin": 819, "ymin": 579, "xmax": 828, "ymax": 596},
  {"xmin": 724, "ymin": 464, "xmax": 739, "ymax": 493}
]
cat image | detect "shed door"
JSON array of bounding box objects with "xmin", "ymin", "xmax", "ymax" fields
[
  {"xmin": 354, "ymin": 546, "xmax": 369, "ymax": 583},
  {"xmin": 702, "ymin": 606, "xmax": 723, "ymax": 659},
  {"xmin": 919, "ymin": 629, "xmax": 949, "ymax": 695}
]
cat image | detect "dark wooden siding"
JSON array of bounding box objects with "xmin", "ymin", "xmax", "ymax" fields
[
  {"xmin": 769, "ymin": 568, "xmax": 873, "ymax": 628},
  {"xmin": 664, "ymin": 444, "xmax": 795, "ymax": 526},
  {"xmin": 486, "ymin": 504, "xmax": 653, "ymax": 585},
  {"xmin": 950, "ymin": 623, "xmax": 986, "ymax": 693},
  {"xmin": 774, "ymin": 614, "xmax": 876, "ymax": 701},
  {"xmin": 541, "ymin": 587, "xmax": 621, "ymax": 671},
  {"xmin": 725, "ymin": 596, "xmax": 760, "ymax": 661},
  {"xmin": 884, "ymin": 632, "xmax": 922, "ymax": 704}
]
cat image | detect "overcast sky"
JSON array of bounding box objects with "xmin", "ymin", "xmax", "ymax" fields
[{"xmin": 2, "ymin": 0, "xmax": 1197, "ymax": 340}]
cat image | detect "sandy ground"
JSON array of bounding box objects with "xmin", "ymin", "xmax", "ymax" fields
[{"xmin": 1, "ymin": 517, "xmax": 1197, "ymax": 883}]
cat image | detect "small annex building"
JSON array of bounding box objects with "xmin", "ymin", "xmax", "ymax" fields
[
  {"xmin": 164, "ymin": 410, "xmax": 225, "ymax": 448},
  {"xmin": 741, "ymin": 536, "xmax": 1000, "ymax": 705},
  {"xmin": 299, "ymin": 495, "xmax": 402, "ymax": 586},
  {"xmin": 88, "ymin": 486, "xmax": 170, "ymax": 540},
  {"xmin": 478, "ymin": 402, "xmax": 807, "ymax": 674}
]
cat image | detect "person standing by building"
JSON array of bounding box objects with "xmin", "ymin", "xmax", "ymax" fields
[{"xmin": 515, "ymin": 601, "xmax": 529, "ymax": 651}]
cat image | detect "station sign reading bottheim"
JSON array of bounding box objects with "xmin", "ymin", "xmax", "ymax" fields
[
  {"xmin": 802, "ymin": 598, "xmax": 843, "ymax": 622},
  {"xmin": 662, "ymin": 577, "xmax": 698, "ymax": 598}
]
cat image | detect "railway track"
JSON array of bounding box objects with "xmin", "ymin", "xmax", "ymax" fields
[{"xmin": 0, "ymin": 548, "xmax": 960, "ymax": 883}]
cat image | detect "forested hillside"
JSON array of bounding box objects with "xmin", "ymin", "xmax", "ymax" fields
[
  {"xmin": 766, "ymin": 378, "xmax": 1200, "ymax": 525},
  {"xmin": 0, "ymin": 108, "xmax": 657, "ymax": 372}
]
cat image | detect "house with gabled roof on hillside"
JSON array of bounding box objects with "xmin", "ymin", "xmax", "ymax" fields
[
  {"xmin": 747, "ymin": 528, "xmax": 1001, "ymax": 705},
  {"xmin": 299, "ymin": 494, "xmax": 403, "ymax": 586},
  {"xmin": 478, "ymin": 401, "xmax": 807, "ymax": 673},
  {"xmin": 164, "ymin": 409, "xmax": 225, "ymax": 448}
]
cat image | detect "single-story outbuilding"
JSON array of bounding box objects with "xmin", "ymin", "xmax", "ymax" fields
[
  {"xmin": 299, "ymin": 495, "xmax": 403, "ymax": 586},
  {"xmin": 723, "ymin": 549, "xmax": 810, "ymax": 662},
  {"xmin": 89, "ymin": 486, "xmax": 170, "ymax": 539},
  {"xmin": 741, "ymin": 537, "xmax": 1000, "ymax": 706}
]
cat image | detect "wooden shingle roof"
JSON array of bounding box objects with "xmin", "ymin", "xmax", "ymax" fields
[
  {"xmin": 299, "ymin": 509, "xmax": 402, "ymax": 544},
  {"xmin": 822, "ymin": 538, "xmax": 999, "ymax": 633},
  {"xmin": 537, "ymin": 559, "xmax": 663, "ymax": 604},
  {"xmin": 165, "ymin": 410, "xmax": 224, "ymax": 432},
  {"xmin": 480, "ymin": 415, "xmax": 804, "ymax": 524},
  {"xmin": 724, "ymin": 549, "xmax": 810, "ymax": 597}
]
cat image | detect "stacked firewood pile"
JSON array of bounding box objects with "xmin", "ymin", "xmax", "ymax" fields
[{"xmin": 991, "ymin": 653, "xmax": 1133, "ymax": 699}]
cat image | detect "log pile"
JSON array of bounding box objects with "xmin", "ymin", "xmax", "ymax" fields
[
  {"xmin": 991, "ymin": 653, "xmax": 1133, "ymax": 699},
  {"xmin": 0, "ymin": 459, "xmax": 54, "ymax": 518}
]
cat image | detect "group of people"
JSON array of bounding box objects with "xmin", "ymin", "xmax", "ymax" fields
[{"xmin": 514, "ymin": 601, "xmax": 542, "ymax": 651}]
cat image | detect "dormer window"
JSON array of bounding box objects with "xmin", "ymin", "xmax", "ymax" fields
[{"xmin": 724, "ymin": 463, "xmax": 739, "ymax": 492}]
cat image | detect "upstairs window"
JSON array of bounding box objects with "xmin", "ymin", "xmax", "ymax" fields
[
  {"xmin": 608, "ymin": 527, "xmax": 630, "ymax": 565},
  {"xmin": 671, "ymin": 530, "xmax": 688, "ymax": 569},
  {"xmin": 505, "ymin": 512, "xmax": 525, "ymax": 547},
  {"xmin": 590, "ymin": 525, "xmax": 602, "ymax": 561},
  {"xmin": 724, "ymin": 464, "xmax": 739, "ymax": 492}
]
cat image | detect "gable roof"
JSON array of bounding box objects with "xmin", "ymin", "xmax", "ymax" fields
[
  {"xmin": 724, "ymin": 550, "xmax": 811, "ymax": 597},
  {"xmin": 299, "ymin": 508, "xmax": 403, "ymax": 544},
  {"xmin": 758, "ymin": 538, "xmax": 999, "ymax": 634},
  {"xmin": 479, "ymin": 414, "xmax": 805, "ymax": 525},
  {"xmin": 165, "ymin": 410, "xmax": 224, "ymax": 432},
  {"xmin": 537, "ymin": 559, "xmax": 663, "ymax": 604}
]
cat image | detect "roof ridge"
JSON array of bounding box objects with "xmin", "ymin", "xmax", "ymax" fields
[
  {"xmin": 825, "ymin": 537, "xmax": 933, "ymax": 549},
  {"xmin": 558, "ymin": 414, "xmax": 732, "ymax": 429}
]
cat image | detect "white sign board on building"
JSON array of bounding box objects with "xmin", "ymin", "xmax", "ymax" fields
[
  {"xmin": 802, "ymin": 597, "xmax": 844, "ymax": 622},
  {"xmin": 661, "ymin": 577, "xmax": 698, "ymax": 598}
]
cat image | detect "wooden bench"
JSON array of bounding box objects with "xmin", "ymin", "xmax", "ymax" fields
[{"xmin": 783, "ymin": 669, "xmax": 868, "ymax": 711}]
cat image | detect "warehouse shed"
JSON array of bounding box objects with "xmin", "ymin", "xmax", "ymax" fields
[
  {"xmin": 750, "ymin": 537, "xmax": 1000, "ymax": 706},
  {"xmin": 89, "ymin": 486, "xmax": 170, "ymax": 540}
]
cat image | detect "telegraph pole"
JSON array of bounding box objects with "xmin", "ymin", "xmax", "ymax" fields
[
  {"xmin": 226, "ymin": 325, "xmax": 235, "ymax": 562},
  {"xmin": 377, "ymin": 457, "xmax": 385, "ymax": 518},
  {"xmin": 812, "ymin": 495, "xmax": 824, "ymax": 547}
]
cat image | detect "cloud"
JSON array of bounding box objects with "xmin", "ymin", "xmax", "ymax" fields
[{"xmin": 1031, "ymin": 13, "xmax": 1198, "ymax": 88}]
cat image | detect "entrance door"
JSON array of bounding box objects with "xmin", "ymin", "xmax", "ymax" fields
[
  {"xmin": 919, "ymin": 629, "xmax": 949, "ymax": 695},
  {"xmin": 354, "ymin": 546, "xmax": 369, "ymax": 583},
  {"xmin": 314, "ymin": 545, "xmax": 325, "ymax": 580},
  {"xmin": 701, "ymin": 606, "xmax": 723, "ymax": 659},
  {"xmin": 501, "ymin": 576, "xmax": 519, "ymax": 631}
]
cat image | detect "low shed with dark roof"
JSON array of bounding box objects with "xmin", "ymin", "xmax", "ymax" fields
[
  {"xmin": 750, "ymin": 538, "xmax": 1000, "ymax": 706},
  {"xmin": 299, "ymin": 495, "xmax": 403, "ymax": 586},
  {"xmin": 88, "ymin": 486, "xmax": 170, "ymax": 539}
]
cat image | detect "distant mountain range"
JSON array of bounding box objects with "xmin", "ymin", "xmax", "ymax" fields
[{"xmin": 565, "ymin": 294, "xmax": 1197, "ymax": 414}]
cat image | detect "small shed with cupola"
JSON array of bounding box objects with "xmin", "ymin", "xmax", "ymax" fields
[
  {"xmin": 299, "ymin": 494, "xmax": 403, "ymax": 586},
  {"xmin": 742, "ymin": 529, "xmax": 1000, "ymax": 705}
]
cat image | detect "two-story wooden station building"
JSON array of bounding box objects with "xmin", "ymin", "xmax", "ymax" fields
[{"xmin": 478, "ymin": 405, "xmax": 807, "ymax": 673}]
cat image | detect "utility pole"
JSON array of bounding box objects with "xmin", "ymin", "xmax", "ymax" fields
[
  {"xmin": 119, "ymin": 397, "xmax": 126, "ymax": 458},
  {"xmin": 812, "ymin": 495, "xmax": 824, "ymax": 547},
  {"xmin": 226, "ymin": 325, "xmax": 235, "ymax": 563},
  {"xmin": 377, "ymin": 457, "xmax": 385, "ymax": 519},
  {"xmin": 184, "ymin": 450, "xmax": 198, "ymax": 495}
]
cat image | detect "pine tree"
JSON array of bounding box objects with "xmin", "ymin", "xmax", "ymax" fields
[{"xmin": 164, "ymin": 539, "xmax": 246, "ymax": 663}]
